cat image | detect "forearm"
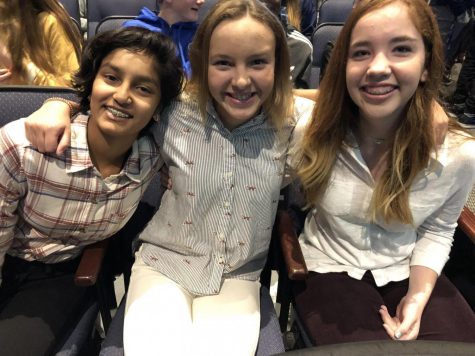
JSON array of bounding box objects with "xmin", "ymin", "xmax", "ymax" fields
[
  {"xmin": 293, "ymin": 89, "xmax": 320, "ymax": 101},
  {"xmin": 407, "ymin": 265, "xmax": 438, "ymax": 309}
]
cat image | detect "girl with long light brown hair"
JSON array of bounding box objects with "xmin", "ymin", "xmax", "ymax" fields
[
  {"xmin": 296, "ymin": 0, "xmax": 475, "ymax": 345},
  {"xmin": 0, "ymin": 0, "xmax": 82, "ymax": 86}
]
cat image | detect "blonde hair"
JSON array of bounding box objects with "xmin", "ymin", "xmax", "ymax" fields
[
  {"xmin": 286, "ymin": 0, "xmax": 302, "ymax": 31},
  {"xmin": 0, "ymin": 0, "xmax": 82, "ymax": 84},
  {"xmin": 187, "ymin": 0, "xmax": 294, "ymax": 129},
  {"xmin": 298, "ymin": 0, "xmax": 446, "ymax": 224}
]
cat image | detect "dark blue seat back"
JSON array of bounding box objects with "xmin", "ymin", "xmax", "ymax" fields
[
  {"xmin": 0, "ymin": 86, "xmax": 77, "ymax": 128},
  {"xmin": 59, "ymin": 0, "xmax": 81, "ymax": 24},
  {"xmin": 95, "ymin": 16, "xmax": 135, "ymax": 34},
  {"xmin": 87, "ymin": 0, "xmax": 156, "ymax": 40},
  {"xmin": 309, "ymin": 22, "xmax": 344, "ymax": 88},
  {"xmin": 317, "ymin": 0, "xmax": 354, "ymax": 25}
]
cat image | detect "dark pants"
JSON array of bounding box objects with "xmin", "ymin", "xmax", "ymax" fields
[
  {"xmin": 0, "ymin": 255, "xmax": 91, "ymax": 356},
  {"xmin": 453, "ymin": 27, "xmax": 475, "ymax": 114},
  {"xmin": 293, "ymin": 271, "xmax": 475, "ymax": 346}
]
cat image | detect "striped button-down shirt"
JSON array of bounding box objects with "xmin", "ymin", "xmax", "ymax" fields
[
  {"xmin": 140, "ymin": 96, "xmax": 314, "ymax": 295},
  {"xmin": 0, "ymin": 114, "xmax": 162, "ymax": 283}
]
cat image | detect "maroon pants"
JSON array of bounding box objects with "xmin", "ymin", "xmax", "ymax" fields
[{"xmin": 293, "ymin": 271, "xmax": 475, "ymax": 346}]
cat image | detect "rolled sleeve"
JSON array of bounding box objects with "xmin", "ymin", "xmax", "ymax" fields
[{"xmin": 412, "ymin": 153, "xmax": 475, "ymax": 274}]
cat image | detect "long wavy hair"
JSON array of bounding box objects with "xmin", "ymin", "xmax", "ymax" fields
[
  {"xmin": 0, "ymin": 0, "xmax": 82, "ymax": 83},
  {"xmin": 298, "ymin": 0, "xmax": 446, "ymax": 224},
  {"xmin": 187, "ymin": 0, "xmax": 294, "ymax": 129}
]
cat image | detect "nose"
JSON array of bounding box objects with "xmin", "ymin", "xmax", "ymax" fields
[
  {"xmin": 196, "ymin": 0, "xmax": 204, "ymax": 6},
  {"xmin": 113, "ymin": 83, "xmax": 132, "ymax": 106},
  {"xmin": 232, "ymin": 65, "xmax": 251, "ymax": 89},
  {"xmin": 367, "ymin": 52, "xmax": 391, "ymax": 80}
]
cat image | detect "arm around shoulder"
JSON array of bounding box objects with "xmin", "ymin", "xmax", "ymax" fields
[{"xmin": 24, "ymin": 99, "xmax": 75, "ymax": 154}]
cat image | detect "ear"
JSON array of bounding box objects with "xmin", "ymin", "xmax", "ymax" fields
[{"xmin": 420, "ymin": 68, "xmax": 428, "ymax": 83}]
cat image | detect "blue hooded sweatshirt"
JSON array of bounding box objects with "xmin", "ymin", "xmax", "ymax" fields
[{"xmin": 123, "ymin": 7, "xmax": 197, "ymax": 77}]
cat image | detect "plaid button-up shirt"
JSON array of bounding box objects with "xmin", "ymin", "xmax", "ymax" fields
[{"xmin": 0, "ymin": 114, "xmax": 162, "ymax": 283}]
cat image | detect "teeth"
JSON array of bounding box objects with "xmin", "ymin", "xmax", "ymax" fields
[
  {"xmin": 232, "ymin": 93, "xmax": 253, "ymax": 101},
  {"xmin": 107, "ymin": 107, "xmax": 132, "ymax": 119},
  {"xmin": 365, "ymin": 86, "xmax": 394, "ymax": 95}
]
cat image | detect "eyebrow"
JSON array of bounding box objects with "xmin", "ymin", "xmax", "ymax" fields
[
  {"xmin": 100, "ymin": 63, "xmax": 160, "ymax": 87},
  {"xmin": 350, "ymin": 36, "xmax": 419, "ymax": 48}
]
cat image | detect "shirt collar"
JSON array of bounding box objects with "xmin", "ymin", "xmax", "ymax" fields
[
  {"xmin": 205, "ymin": 101, "xmax": 267, "ymax": 132},
  {"xmin": 65, "ymin": 114, "xmax": 144, "ymax": 183}
]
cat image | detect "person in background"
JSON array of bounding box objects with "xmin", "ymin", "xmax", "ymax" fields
[
  {"xmin": 295, "ymin": 0, "xmax": 475, "ymax": 345},
  {"xmin": 261, "ymin": 0, "xmax": 313, "ymax": 88},
  {"xmin": 282, "ymin": 0, "xmax": 316, "ymax": 38},
  {"xmin": 123, "ymin": 0, "xmax": 205, "ymax": 77},
  {"xmin": 0, "ymin": 0, "xmax": 82, "ymax": 86},
  {"xmin": 0, "ymin": 27, "xmax": 183, "ymax": 356}
]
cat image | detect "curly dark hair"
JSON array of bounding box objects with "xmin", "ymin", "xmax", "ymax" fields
[{"xmin": 74, "ymin": 27, "xmax": 184, "ymax": 114}]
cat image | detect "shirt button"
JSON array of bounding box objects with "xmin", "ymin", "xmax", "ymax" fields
[{"xmin": 223, "ymin": 201, "xmax": 230, "ymax": 207}]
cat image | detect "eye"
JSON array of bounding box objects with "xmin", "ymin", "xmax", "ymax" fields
[
  {"xmin": 137, "ymin": 85, "xmax": 153, "ymax": 95},
  {"xmin": 250, "ymin": 58, "xmax": 268, "ymax": 68},
  {"xmin": 103, "ymin": 73, "xmax": 119, "ymax": 83},
  {"xmin": 393, "ymin": 45, "xmax": 412, "ymax": 55},
  {"xmin": 349, "ymin": 49, "xmax": 370, "ymax": 59},
  {"xmin": 212, "ymin": 59, "xmax": 232, "ymax": 68}
]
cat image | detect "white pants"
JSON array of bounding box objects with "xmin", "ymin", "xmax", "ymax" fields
[{"xmin": 123, "ymin": 254, "xmax": 261, "ymax": 356}]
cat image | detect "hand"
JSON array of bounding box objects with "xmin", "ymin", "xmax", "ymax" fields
[
  {"xmin": 160, "ymin": 165, "xmax": 172, "ymax": 190},
  {"xmin": 379, "ymin": 296, "xmax": 423, "ymax": 341},
  {"xmin": 24, "ymin": 100, "xmax": 72, "ymax": 155},
  {"xmin": 0, "ymin": 68, "xmax": 12, "ymax": 83}
]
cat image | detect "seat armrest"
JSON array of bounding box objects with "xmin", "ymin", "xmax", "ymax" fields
[
  {"xmin": 74, "ymin": 239, "xmax": 109, "ymax": 287},
  {"xmin": 458, "ymin": 207, "xmax": 475, "ymax": 244},
  {"xmin": 277, "ymin": 210, "xmax": 308, "ymax": 280}
]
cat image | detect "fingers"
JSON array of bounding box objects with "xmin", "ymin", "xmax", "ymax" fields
[
  {"xmin": 379, "ymin": 305, "xmax": 401, "ymax": 340},
  {"xmin": 56, "ymin": 126, "xmax": 71, "ymax": 155},
  {"xmin": 24, "ymin": 120, "xmax": 46, "ymax": 152},
  {"xmin": 160, "ymin": 165, "xmax": 172, "ymax": 190},
  {"xmin": 0, "ymin": 68, "xmax": 12, "ymax": 82}
]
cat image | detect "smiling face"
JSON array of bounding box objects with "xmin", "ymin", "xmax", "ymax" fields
[
  {"xmin": 162, "ymin": 0, "xmax": 205, "ymax": 23},
  {"xmin": 207, "ymin": 15, "xmax": 276, "ymax": 130},
  {"xmin": 88, "ymin": 49, "xmax": 161, "ymax": 141},
  {"xmin": 345, "ymin": 2, "xmax": 428, "ymax": 128}
]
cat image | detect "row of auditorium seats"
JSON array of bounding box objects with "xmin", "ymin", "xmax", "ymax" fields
[{"xmin": 58, "ymin": 0, "xmax": 352, "ymax": 89}]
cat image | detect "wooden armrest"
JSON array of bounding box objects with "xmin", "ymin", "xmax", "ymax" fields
[
  {"xmin": 277, "ymin": 210, "xmax": 308, "ymax": 280},
  {"xmin": 458, "ymin": 208, "xmax": 475, "ymax": 244},
  {"xmin": 74, "ymin": 239, "xmax": 109, "ymax": 287}
]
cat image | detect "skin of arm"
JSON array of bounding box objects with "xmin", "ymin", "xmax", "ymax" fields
[
  {"xmin": 293, "ymin": 88, "xmax": 319, "ymax": 101},
  {"xmin": 379, "ymin": 265, "xmax": 437, "ymax": 340},
  {"xmin": 24, "ymin": 100, "xmax": 77, "ymax": 154}
]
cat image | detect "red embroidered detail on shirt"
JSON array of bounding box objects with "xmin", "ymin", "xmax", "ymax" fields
[
  {"xmin": 184, "ymin": 220, "xmax": 193, "ymax": 225},
  {"xmin": 184, "ymin": 259, "xmax": 191, "ymax": 264},
  {"xmin": 242, "ymin": 216, "xmax": 251, "ymax": 221},
  {"xmin": 185, "ymin": 160, "xmax": 194, "ymax": 166},
  {"xmin": 246, "ymin": 185, "xmax": 256, "ymax": 191},
  {"xmin": 186, "ymin": 192, "xmax": 195, "ymax": 197}
]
